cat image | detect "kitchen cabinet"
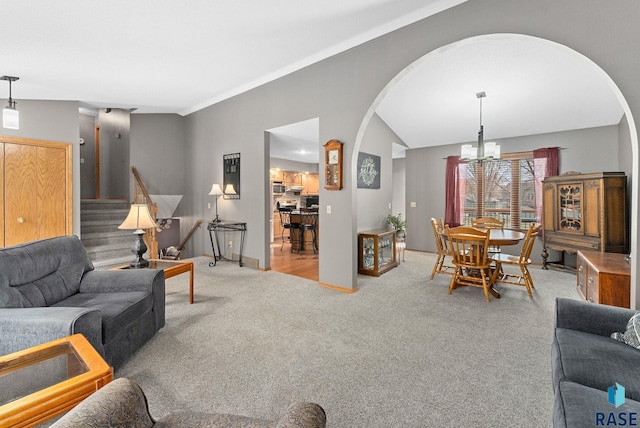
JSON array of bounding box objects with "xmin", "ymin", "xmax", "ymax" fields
[
  {"xmin": 358, "ymin": 229, "xmax": 397, "ymax": 276},
  {"xmin": 542, "ymin": 172, "xmax": 628, "ymax": 268},
  {"xmin": 1, "ymin": 137, "xmax": 73, "ymax": 247},
  {"xmin": 283, "ymin": 171, "xmax": 302, "ymax": 188},
  {"xmin": 303, "ymin": 173, "xmax": 319, "ymax": 194},
  {"xmin": 577, "ymin": 250, "xmax": 630, "ymax": 308}
]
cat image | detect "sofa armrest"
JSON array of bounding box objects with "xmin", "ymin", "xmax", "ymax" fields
[
  {"xmin": 555, "ymin": 298, "xmax": 636, "ymax": 337},
  {"xmin": 79, "ymin": 269, "xmax": 164, "ymax": 294},
  {"xmin": 51, "ymin": 378, "xmax": 155, "ymax": 428},
  {"xmin": 0, "ymin": 307, "xmax": 103, "ymax": 357},
  {"xmin": 275, "ymin": 402, "xmax": 326, "ymax": 428},
  {"xmin": 80, "ymin": 269, "xmax": 166, "ymax": 332}
]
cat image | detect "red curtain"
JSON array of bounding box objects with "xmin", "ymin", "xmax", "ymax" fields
[
  {"xmin": 533, "ymin": 147, "xmax": 560, "ymax": 223},
  {"xmin": 445, "ymin": 155, "xmax": 465, "ymax": 227}
]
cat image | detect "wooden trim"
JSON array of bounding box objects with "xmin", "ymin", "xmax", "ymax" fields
[{"xmin": 318, "ymin": 282, "xmax": 359, "ymax": 294}]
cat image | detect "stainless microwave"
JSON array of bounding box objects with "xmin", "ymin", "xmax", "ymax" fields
[{"xmin": 272, "ymin": 182, "xmax": 286, "ymax": 194}]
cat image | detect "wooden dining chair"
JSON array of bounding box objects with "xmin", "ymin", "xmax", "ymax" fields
[
  {"xmin": 430, "ymin": 218, "xmax": 454, "ymax": 279},
  {"xmin": 472, "ymin": 216, "xmax": 505, "ymax": 254},
  {"xmin": 446, "ymin": 225, "xmax": 493, "ymax": 302},
  {"xmin": 490, "ymin": 223, "xmax": 541, "ymax": 298}
]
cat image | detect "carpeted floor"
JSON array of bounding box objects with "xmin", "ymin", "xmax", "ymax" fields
[{"xmin": 116, "ymin": 251, "xmax": 579, "ymax": 427}]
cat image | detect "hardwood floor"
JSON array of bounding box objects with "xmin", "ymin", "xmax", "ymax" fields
[{"xmin": 270, "ymin": 239, "xmax": 319, "ymax": 281}]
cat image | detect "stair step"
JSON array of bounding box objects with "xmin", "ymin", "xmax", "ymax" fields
[
  {"xmin": 81, "ymin": 199, "xmax": 129, "ymax": 210},
  {"xmin": 81, "ymin": 210, "xmax": 130, "ymax": 222},
  {"xmin": 81, "ymin": 234, "xmax": 133, "ymax": 249}
]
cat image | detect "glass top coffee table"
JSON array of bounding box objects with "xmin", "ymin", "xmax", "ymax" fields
[
  {"xmin": 112, "ymin": 259, "xmax": 195, "ymax": 304},
  {"xmin": 0, "ymin": 334, "xmax": 113, "ymax": 427}
]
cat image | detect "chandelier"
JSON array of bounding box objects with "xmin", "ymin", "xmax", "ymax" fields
[{"xmin": 460, "ymin": 91, "xmax": 500, "ymax": 163}]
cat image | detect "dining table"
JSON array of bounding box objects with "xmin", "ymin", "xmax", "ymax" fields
[{"xmin": 485, "ymin": 229, "xmax": 526, "ymax": 298}]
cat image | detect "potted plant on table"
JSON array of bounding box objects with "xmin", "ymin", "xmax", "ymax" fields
[{"xmin": 386, "ymin": 213, "xmax": 407, "ymax": 239}]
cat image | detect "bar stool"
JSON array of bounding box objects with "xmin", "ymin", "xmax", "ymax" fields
[
  {"xmin": 298, "ymin": 210, "xmax": 318, "ymax": 254},
  {"xmin": 278, "ymin": 208, "xmax": 301, "ymax": 252}
]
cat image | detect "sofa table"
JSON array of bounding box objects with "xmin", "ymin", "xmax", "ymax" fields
[
  {"xmin": 0, "ymin": 334, "xmax": 113, "ymax": 428},
  {"xmin": 112, "ymin": 259, "xmax": 195, "ymax": 304}
]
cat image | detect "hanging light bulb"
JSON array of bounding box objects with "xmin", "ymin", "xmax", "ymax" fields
[{"xmin": 1, "ymin": 76, "xmax": 19, "ymax": 130}]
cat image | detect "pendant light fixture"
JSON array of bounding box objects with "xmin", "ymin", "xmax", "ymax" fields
[
  {"xmin": 460, "ymin": 91, "xmax": 500, "ymax": 164},
  {"xmin": 1, "ymin": 76, "xmax": 19, "ymax": 130}
]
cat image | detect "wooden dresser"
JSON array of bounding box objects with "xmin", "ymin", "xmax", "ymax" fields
[{"xmin": 576, "ymin": 250, "xmax": 630, "ymax": 308}]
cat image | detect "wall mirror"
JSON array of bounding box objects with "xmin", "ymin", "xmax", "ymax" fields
[{"xmin": 223, "ymin": 152, "xmax": 240, "ymax": 199}]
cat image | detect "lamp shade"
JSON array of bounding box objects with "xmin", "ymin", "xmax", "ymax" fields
[
  {"xmin": 3, "ymin": 107, "xmax": 18, "ymax": 129},
  {"xmin": 224, "ymin": 184, "xmax": 236, "ymax": 195},
  {"xmin": 118, "ymin": 204, "xmax": 156, "ymax": 232},
  {"xmin": 208, "ymin": 183, "xmax": 224, "ymax": 196}
]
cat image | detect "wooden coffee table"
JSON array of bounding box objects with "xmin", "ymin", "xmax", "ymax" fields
[
  {"xmin": 0, "ymin": 334, "xmax": 113, "ymax": 427},
  {"xmin": 112, "ymin": 259, "xmax": 195, "ymax": 304}
]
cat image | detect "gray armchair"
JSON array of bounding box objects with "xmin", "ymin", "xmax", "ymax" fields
[
  {"xmin": 0, "ymin": 235, "xmax": 165, "ymax": 369},
  {"xmin": 51, "ymin": 378, "xmax": 327, "ymax": 428}
]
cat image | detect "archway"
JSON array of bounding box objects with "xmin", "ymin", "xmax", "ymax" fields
[{"xmin": 353, "ymin": 33, "xmax": 639, "ymax": 306}]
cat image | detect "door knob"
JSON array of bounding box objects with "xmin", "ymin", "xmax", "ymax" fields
[{"xmin": 17, "ymin": 217, "xmax": 25, "ymax": 223}]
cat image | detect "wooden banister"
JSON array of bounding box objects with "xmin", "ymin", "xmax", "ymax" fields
[
  {"xmin": 178, "ymin": 220, "xmax": 203, "ymax": 251},
  {"xmin": 131, "ymin": 166, "xmax": 159, "ymax": 259}
]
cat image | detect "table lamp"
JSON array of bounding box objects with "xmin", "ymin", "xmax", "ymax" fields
[
  {"xmin": 118, "ymin": 204, "xmax": 157, "ymax": 268},
  {"xmin": 208, "ymin": 183, "xmax": 224, "ymax": 222}
]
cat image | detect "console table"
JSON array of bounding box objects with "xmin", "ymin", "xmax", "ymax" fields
[{"xmin": 207, "ymin": 221, "xmax": 247, "ymax": 267}]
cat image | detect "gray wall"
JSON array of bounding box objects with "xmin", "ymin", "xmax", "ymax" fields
[
  {"xmin": 357, "ymin": 113, "xmax": 400, "ymax": 232},
  {"xmin": 0, "ymin": 99, "xmax": 81, "ymax": 236},
  {"xmin": 406, "ymin": 124, "xmax": 624, "ymax": 264},
  {"xmin": 392, "ymin": 158, "xmax": 406, "ymax": 224},
  {"xmin": 98, "ymin": 109, "xmax": 130, "ymax": 199},
  {"xmin": 176, "ymin": 0, "xmax": 640, "ymax": 293},
  {"xmin": 79, "ymin": 113, "xmax": 97, "ymax": 198}
]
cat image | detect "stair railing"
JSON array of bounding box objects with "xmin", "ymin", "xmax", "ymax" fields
[
  {"xmin": 131, "ymin": 166, "xmax": 159, "ymax": 259},
  {"xmin": 178, "ymin": 220, "xmax": 203, "ymax": 251}
]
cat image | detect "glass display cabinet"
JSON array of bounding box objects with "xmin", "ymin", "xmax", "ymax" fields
[
  {"xmin": 542, "ymin": 172, "xmax": 628, "ymax": 269},
  {"xmin": 358, "ymin": 229, "xmax": 397, "ymax": 276}
]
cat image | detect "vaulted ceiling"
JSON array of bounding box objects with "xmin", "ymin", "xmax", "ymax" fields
[{"xmin": 1, "ymin": 1, "xmax": 624, "ymax": 162}]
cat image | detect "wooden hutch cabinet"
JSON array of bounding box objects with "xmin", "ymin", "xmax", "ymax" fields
[
  {"xmin": 358, "ymin": 229, "xmax": 397, "ymax": 276},
  {"xmin": 577, "ymin": 250, "xmax": 630, "ymax": 308},
  {"xmin": 541, "ymin": 172, "xmax": 628, "ymax": 269}
]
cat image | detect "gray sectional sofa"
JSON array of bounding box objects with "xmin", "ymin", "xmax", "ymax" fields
[
  {"xmin": 552, "ymin": 298, "xmax": 640, "ymax": 427},
  {"xmin": 0, "ymin": 235, "xmax": 165, "ymax": 369}
]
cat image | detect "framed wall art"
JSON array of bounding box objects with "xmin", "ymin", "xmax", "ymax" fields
[{"xmin": 357, "ymin": 151, "xmax": 380, "ymax": 189}]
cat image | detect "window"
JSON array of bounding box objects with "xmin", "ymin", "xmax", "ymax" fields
[
  {"xmin": 461, "ymin": 152, "xmax": 537, "ymax": 230},
  {"xmin": 445, "ymin": 148, "xmax": 558, "ymax": 230}
]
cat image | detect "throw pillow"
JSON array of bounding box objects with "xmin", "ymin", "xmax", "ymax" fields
[{"xmin": 612, "ymin": 312, "xmax": 640, "ymax": 349}]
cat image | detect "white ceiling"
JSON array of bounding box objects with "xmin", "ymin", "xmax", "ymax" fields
[
  {"xmin": 1, "ymin": 1, "xmax": 624, "ymax": 162},
  {"xmin": 1, "ymin": 0, "xmax": 464, "ymax": 114}
]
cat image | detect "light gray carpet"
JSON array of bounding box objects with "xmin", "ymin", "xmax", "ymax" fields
[{"xmin": 116, "ymin": 251, "xmax": 579, "ymax": 427}]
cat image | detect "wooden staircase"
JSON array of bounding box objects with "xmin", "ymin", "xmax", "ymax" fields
[{"xmin": 80, "ymin": 199, "xmax": 135, "ymax": 267}]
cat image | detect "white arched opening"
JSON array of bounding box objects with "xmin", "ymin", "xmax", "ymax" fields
[{"xmin": 354, "ymin": 33, "xmax": 638, "ymax": 306}]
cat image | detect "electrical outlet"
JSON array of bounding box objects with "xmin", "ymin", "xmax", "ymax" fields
[
  {"xmin": 327, "ymin": 205, "xmax": 332, "ymax": 214},
  {"xmin": 208, "ymin": 202, "xmax": 211, "ymax": 209},
  {"xmin": 228, "ymin": 240, "xmax": 233, "ymax": 248},
  {"xmin": 410, "ymin": 201, "xmax": 417, "ymax": 207}
]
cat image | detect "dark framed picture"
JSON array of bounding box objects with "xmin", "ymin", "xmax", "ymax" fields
[{"xmin": 357, "ymin": 152, "xmax": 380, "ymax": 189}]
